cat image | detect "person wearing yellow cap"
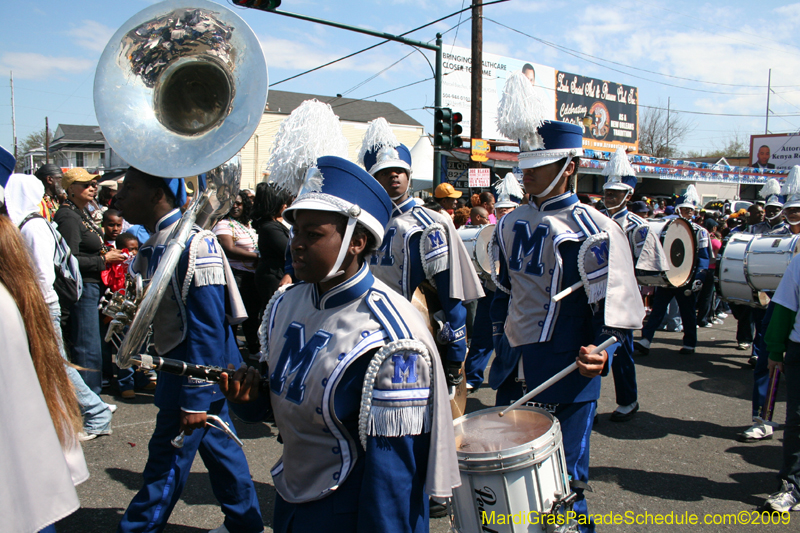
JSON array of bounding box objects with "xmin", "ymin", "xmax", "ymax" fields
[{"xmin": 433, "ymin": 182, "xmax": 462, "ymax": 215}]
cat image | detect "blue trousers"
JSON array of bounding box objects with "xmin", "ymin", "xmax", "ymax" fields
[
  {"xmin": 642, "ymin": 287, "xmax": 698, "ymax": 348},
  {"xmin": 495, "ymin": 375, "xmax": 597, "ymax": 532},
  {"xmin": 611, "ymin": 330, "xmax": 637, "ymax": 407},
  {"xmin": 751, "ymin": 305, "xmax": 772, "ymax": 417},
  {"xmin": 465, "ymin": 291, "xmax": 494, "ymax": 389},
  {"xmin": 782, "ymin": 341, "xmax": 800, "ymax": 494},
  {"xmin": 118, "ymin": 400, "xmax": 263, "ymax": 533},
  {"xmin": 69, "ymin": 281, "xmax": 103, "ymax": 394}
]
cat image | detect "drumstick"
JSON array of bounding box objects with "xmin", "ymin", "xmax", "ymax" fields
[
  {"xmin": 758, "ymin": 366, "xmax": 781, "ymax": 427},
  {"xmin": 498, "ymin": 336, "xmax": 617, "ymax": 417},
  {"xmin": 552, "ymin": 280, "xmax": 583, "ymax": 302}
]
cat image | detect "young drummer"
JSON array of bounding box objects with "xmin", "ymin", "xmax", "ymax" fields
[
  {"xmin": 490, "ymin": 71, "xmax": 644, "ymax": 532},
  {"xmin": 222, "ymin": 101, "xmax": 458, "ymax": 532},
  {"xmin": 357, "ymin": 118, "xmax": 484, "ymax": 386}
]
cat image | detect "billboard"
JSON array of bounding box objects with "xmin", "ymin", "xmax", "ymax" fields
[
  {"xmin": 441, "ymin": 45, "xmax": 556, "ymax": 140},
  {"xmin": 441, "ymin": 46, "xmax": 639, "ymax": 153},
  {"xmin": 750, "ymin": 133, "xmax": 800, "ymax": 170},
  {"xmin": 555, "ymin": 71, "xmax": 639, "ymax": 152}
]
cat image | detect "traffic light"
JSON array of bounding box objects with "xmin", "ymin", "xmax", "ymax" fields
[
  {"xmin": 451, "ymin": 111, "xmax": 464, "ymax": 148},
  {"xmin": 232, "ymin": 0, "xmax": 282, "ymax": 10},
  {"xmin": 434, "ymin": 107, "xmax": 453, "ymax": 149}
]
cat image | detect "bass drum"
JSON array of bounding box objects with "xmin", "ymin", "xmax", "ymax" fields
[
  {"xmin": 718, "ymin": 234, "xmax": 767, "ymax": 307},
  {"xmin": 746, "ymin": 234, "xmax": 800, "ymax": 293},
  {"xmin": 636, "ymin": 218, "xmax": 696, "ymax": 288},
  {"xmin": 458, "ymin": 224, "xmax": 497, "ymax": 277}
]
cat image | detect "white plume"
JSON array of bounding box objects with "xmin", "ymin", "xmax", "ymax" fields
[
  {"xmin": 602, "ymin": 147, "xmax": 636, "ymax": 178},
  {"xmin": 759, "ymin": 178, "xmax": 781, "ymax": 198},
  {"xmin": 784, "ymin": 166, "xmax": 800, "ymax": 197},
  {"xmin": 495, "ymin": 172, "xmax": 524, "ymax": 202},
  {"xmin": 496, "ymin": 71, "xmax": 547, "ymax": 150},
  {"xmin": 266, "ymin": 99, "xmax": 349, "ymax": 196},
  {"xmin": 683, "ymin": 184, "xmax": 701, "ymax": 207},
  {"xmin": 357, "ymin": 117, "xmax": 399, "ymax": 167}
]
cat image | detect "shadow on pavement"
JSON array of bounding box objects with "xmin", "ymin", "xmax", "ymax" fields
[{"xmin": 593, "ymin": 411, "xmax": 742, "ymax": 441}]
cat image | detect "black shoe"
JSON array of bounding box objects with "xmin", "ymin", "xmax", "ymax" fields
[
  {"xmin": 679, "ymin": 347, "xmax": 695, "ymax": 354},
  {"xmin": 748, "ymin": 355, "xmax": 758, "ymax": 368},
  {"xmin": 609, "ymin": 402, "xmax": 639, "ymax": 422},
  {"xmin": 633, "ymin": 341, "xmax": 650, "ymax": 356},
  {"xmin": 429, "ymin": 499, "xmax": 447, "ymax": 518}
]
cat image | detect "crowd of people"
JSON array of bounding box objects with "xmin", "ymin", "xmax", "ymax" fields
[{"xmin": 2, "ymin": 80, "xmax": 800, "ymax": 532}]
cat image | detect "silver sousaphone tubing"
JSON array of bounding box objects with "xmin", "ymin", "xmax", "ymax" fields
[{"xmin": 96, "ymin": 0, "xmax": 268, "ymax": 367}]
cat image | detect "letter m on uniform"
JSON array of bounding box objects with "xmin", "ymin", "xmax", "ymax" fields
[
  {"xmin": 428, "ymin": 231, "xmax": 445, "ymax": 248},
  {"xmin": 270, "ymin": 323, "xmax": 331, "ymax": 404}
]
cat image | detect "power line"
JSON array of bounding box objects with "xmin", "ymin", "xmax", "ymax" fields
[
  {"xmin": 331, "ymin": 77, "xmax": 434, "ymax": 109},
  {"xmin": 639, "ymin": 103, "xmax": 800, "ymax": 118},
  {"xmin": 484, "ymin": 17, "xmax": 799, "ymax": 94}
]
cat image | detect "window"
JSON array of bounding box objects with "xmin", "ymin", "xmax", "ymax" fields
[{"xmin": 75, "ymin": 152, "xmax": 84, "ymax": 167}]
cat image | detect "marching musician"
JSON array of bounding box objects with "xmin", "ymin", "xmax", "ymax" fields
[
  {"xmin": 222, "ymin": 101, "xmax": 459, "ymax": 532},
  {"xmin": 358, "ymin": 118, "xmax": 484, "ymax": 390},
  {"xmin": 490, "ymin": 71, "xmax": 645, "ymax": 533},
  {"xmin": 600, "ymin": 148, "xmax": 668, "ymax": 422},
  {"xmin": 739, "ymin": 172, "xmax": 797, "ymax": 444},
  {"xmin": 635, "ymin": 185, "xmax": 710, "ymax": 356},
  {"xmin": 114, "ymin": 168, "xmax": 263, "ymax": 533}
]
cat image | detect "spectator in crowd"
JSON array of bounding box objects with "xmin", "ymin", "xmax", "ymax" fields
[
  {"xmin": 101, "ymin": 209, "xmax": 123, "ymax": 248},
  {"xmin": 479, "ymin": 191, "xmax": 497, "ymax": 223},
  {"xmin": 252, "ymin": 182, "xmax": 291, "ymax": 310},
  {"xmin": 213, "ymin": 193, "xmax": 261, "ymax": 357},
  {"xmin": 433, "ymin": 182, "xmax": 461, "ymax": 216},
  {"xmin": 453, "ymin": 206, "xmax": 471, "ymax": 228},
  {"xmin": 55, "ymin": 168, "xmax": 126, "ymax": 394},
  {"xmin": 116, "ymin": 232, "xmax": 139, "ymax": 255},
  {"xmin": 34, "ymin": 163, "xmax": 64, "ymax": 222},
  {"xmin": 470, "ymin": 206, "xmax": 490, "ymax": 226}
]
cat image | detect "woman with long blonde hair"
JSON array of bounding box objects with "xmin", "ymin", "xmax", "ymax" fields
[{"xmin": 0, "ymin": 213, "xmax": 88, "ymax": 532}]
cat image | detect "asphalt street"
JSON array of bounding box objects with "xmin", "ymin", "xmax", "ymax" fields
[{"xmin": 58, "ymin": 315, "xmax": 795, "ymax": 532}]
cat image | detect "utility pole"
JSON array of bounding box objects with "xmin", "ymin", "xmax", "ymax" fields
[
  {"xmin": 470, "ymin": 0, "xmax": 483, "ymax": 144},
  {"xmin": 765, "ymin": 69, "xmax": 772, "ymax": 134},
  {"xmin": 45, "ymin": 117, "xmax": 50, "ymax": 164},
  {"xmin": 666, "ymin": 97, "xmax": 670, "ymax": 157},
  {"xmin": 10, "ymin": 71, "xmax": 17, "ymax": 160}
]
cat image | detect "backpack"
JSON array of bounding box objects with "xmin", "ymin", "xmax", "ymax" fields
[{"xmin": 19, "ymin": 213, "xmax": 83, "ymax": 307}]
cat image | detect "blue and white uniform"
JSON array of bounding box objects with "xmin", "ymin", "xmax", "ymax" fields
[{"xmin": 119, "ymin": 209, "xmax": 263, "ymax": 533}]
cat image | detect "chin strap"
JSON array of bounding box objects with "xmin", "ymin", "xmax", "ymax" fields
[
  {"xmin": 787, "ymin": 218, "xmax": 800, "ymax": 226},
  {"xmin": 604, "ymin": 190, "xmax": 631, "ymax": 212},
  {"xmin": 321, "ymin": 216, "xmax": 359, "ymax": 282},
  {"xmin": 533, "ymin": 157, "xmax": 573, "ymax": 198}
]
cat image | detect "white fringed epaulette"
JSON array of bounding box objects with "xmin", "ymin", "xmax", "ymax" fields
[
  {"xmin": 257, "ymin": 283, "xmax": 292, "ymax": 362},
  {"xmin": 181, "ymin": 230, "xmax": 227, "ymax": 303},
  {"xmin": 578, "ymin": 232, "xmax": 610, "ymax": 304},
  {"xmin": 358, "ymin": 339, "xmax": 433, "ymax": 450},
  {"xmin": 419, "ymin": 223, "xmax": 449, "ymax": 286},
  {"xmin": 490, "ymin": 229, "xmax": 510, "ymax": 295}
]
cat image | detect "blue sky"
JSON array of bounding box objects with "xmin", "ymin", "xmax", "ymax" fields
[{"xmin": 2, "ymin": 0, "xmax": 800, "ymax": 157}]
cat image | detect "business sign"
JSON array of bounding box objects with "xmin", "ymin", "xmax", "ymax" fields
[
  {"xmin": 441, "ymin": 45, "xmax": 556, "ymax": 141},
  {"xmin": 750, "ymin": 133, "xmax": 800, "ymax": 170},
  {"xmin": 555, "ymin": 71, "xmax": 639, "ymax": 152},
  {"xmin": 471, "ymin": 138, "xmax": 489, "ymax": 162},
  {"xmin": 468, "ymin": 167, "xmax": 491, "ymax": 188}
]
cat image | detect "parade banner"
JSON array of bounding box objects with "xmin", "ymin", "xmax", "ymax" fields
[
  {"xmin": 750, "ymin": 133, "xmax": 800, "ymax": 171},
  {"xmin": 555, "ymin": 71, "xmax": 639, "ymax": 152},
  {"xmin": 441, "ymin": 45, "xmax": 556, "ymax": 140}
]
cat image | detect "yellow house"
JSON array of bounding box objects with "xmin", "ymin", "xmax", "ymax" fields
[{"xmin": 238, "ymin": 90, "xmax": 424, "ymax": 191}]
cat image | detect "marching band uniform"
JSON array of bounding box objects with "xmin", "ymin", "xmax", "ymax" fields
[
  {"xmin": 261, "ymin": 155, "xmax": 459, "ymax": 533},
  {"xmin": 600, "ymin": 148, "xmax": 668, "ymax": 421},
  {"xmin": 636, "ymin": 186, "xmax": 710, "ymax": 355},
  {"xmin": 490, "ymin": 114, "xmax": 645, "ymax": 531},
  {"xmin": 358, "ymin": 119, "xmax": 483, "ymax": 382},
  {"xmin": 119, "ymin": 178, "xmax": 263, "ymax": 533}
]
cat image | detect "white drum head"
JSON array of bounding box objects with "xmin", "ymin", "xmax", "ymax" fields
[
  {"xmin": 663, "ymin": 218, "xmax": 695, "ymax": 287},
  {"xmin": 474, "ymin": 224, "xmax": 496, "ymax": 274},
  {"xmin": 454, "ymin": 408, "xmax": 552, "ymax": 453}
]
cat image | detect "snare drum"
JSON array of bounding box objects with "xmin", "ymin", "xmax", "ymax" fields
[
  {"xmin": 458, "ymin": 224, "xmax": 497, "ymax": 276},
  {"xmin": 718, "ymin": 234, "xmax": 765, "ymax": 307},
  {"xmin": 745, "ymin": 235, "xmax": 800, "ymax": 293},
  {"xmin": 452, "ymin": 406, "xmax": 573, "ymax": 533},
  {"xmin": 636, "ymin": 218, "xmax": 696, "ymax": 288}
]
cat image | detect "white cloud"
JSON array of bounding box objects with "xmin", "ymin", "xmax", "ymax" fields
[
  {"xmin": 259, "ymin": 35, "xmax": 398, "ymax": 74},
  {"xmin": 0, "ymin": 53, "xmax": 95, "ymax": 80},
  {"xmin": 67, "ymin": 20, "xmax": 116, "ymax": 53}
]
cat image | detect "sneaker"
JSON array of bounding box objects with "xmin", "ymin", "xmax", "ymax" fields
[
  {"xmin": 429, "ymin": 498, "xmax": 448, "ymax": 518},
  {"xmin": 762, "ymin": 480, "xmax": 800, "ymax": 512},
  {"xmin": 106, "ymin": 404, "xmax": 118, "ymax": 414},
  {"xmin": 748, "ymin": 355, "xmax": 758, "ymax": 368},
  {"xmin": 610, "ymin": 401, "xmax": 639, "ymax": 422},
  {"xmin": 737, "ymin": 342, "xmax": 752, "ymax": 351},
  {"xmin": 717, "ymin": 312, "xmax": 728, "ymax": 318},
  {"xmin": 78, "ymin": 432, "xmax": 98, "ymax": 441},
  {"xmin": 121, "ymin": 389, "xmax": 135, "ymax": 399},
  {"xmin": 679, "ymin": 346, "xmax": 695, "ymax": 354},
  {"xmin": 712, "ymin": 318, "xmax": 724, "ymax": 325},
  {"xmin": 466, "ymin": 383, "xmax": 475, "ymax": 390},
  {"xmin": 634, "ymin": 339, "xmax": 650, "ymax": 355},
  {"xmin": 702, "ymin": 322, "xmax": 713, "ymax": 328},
  {"xmin": 738, "ymin": 419, "xmax": 773, "ymax": 442}
]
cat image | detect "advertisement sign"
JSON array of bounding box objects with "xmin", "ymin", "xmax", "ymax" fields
[
  {"xmin": 555, "ymin": 71, "xmax": 639, "ymax": 152},
  {"xmin": 468, "ymin": 167, "xmax": 491, "ymax": 188},
  {"xmin": 471, "ymin": 138, "xmax": 489, "ymax": 162},
  {"xmin": 447, "ymin": 158, "xmax": 469, "ymax": 185},
  {"xmin": 749, "ymin": 133, "xmax": 800, "ymax": 171},
  {"xmin": 441, "ymin": 45, "xmax": 556, "ymax": 140}
]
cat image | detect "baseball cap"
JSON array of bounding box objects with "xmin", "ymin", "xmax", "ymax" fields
[
  {"xmin": 62, "ymin": 167, "xmax": 97, "ymax": 190},
  {"xmin": 434, "ymin": 183, "xmax": 462, "ymax": 199}
]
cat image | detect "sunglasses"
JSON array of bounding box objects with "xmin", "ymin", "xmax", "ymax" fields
[
  {"xmin": 233, "ymin": 201, "xmax": 243, "ymax": 206},
  {"xmin": 77, "ymin": 181, "xmax": 98, "ymax": 189}
]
